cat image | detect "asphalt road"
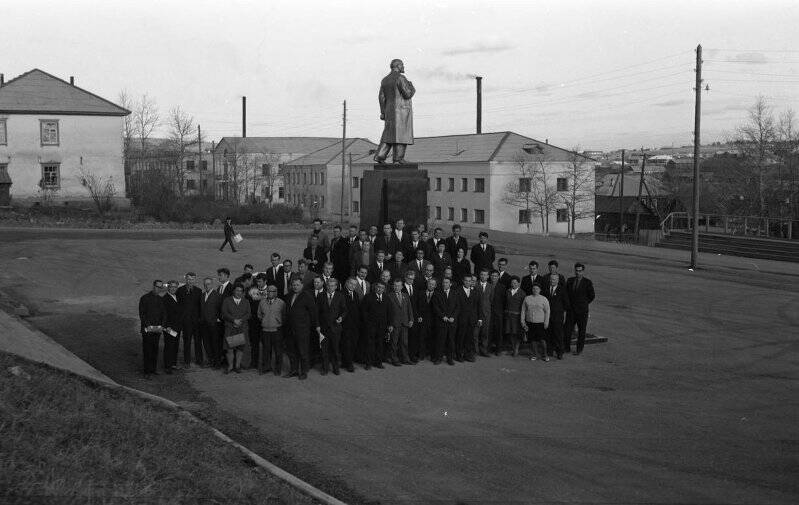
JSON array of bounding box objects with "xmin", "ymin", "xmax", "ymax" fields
[{"xmin": 1, "ymin": 229, "xmax": 797, "ymax": 504}]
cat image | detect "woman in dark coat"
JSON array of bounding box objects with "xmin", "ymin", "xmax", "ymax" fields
[
  {"xmin": 503, "ymin": 276, "xmax": 526, "ymax": 357},
  {"xmin": 221, "ymin": 284, "xmax": 250, "ymax": 373},
  {"xmin": 451, "ymin": 248, "xmax": 472, "ymax": 286}
]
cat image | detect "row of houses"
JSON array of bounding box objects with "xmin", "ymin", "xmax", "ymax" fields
[{"xmin": 0, "ymin": 68, "xmax": 596, "ymax": 235}]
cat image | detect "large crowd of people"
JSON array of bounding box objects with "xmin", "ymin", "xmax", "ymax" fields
[{"xmin": 138, "ymin": 219, "xmax": 596, "ymax": 379}]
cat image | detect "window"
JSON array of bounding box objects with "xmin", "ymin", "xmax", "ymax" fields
[
  {"xmin": 461, "ymin": 208, "xmax": 468, "ymax": 222},
  {"xmin": 40, "ymin": 120, "xmax": 59, "ymax": 146},
  {"xmin": 435, "ymin": 177, "xmax": 442, "ymax": 191},
  {"xmin": 474, "ymin": 209, "xmax": 485, "ymax": 224},
  {"xmin": 461, "ymin": 178, "xmax": 468, "ymax": 192},
  {"xmin": 352, "ymin": 176, "xmax": 360, "ymax": 189},
  {"xmin": 186, "ymin": 179, "xmax": 196, "ymax": 190},
  {"xmin": 519, "ymin": 177, "xmax": 531, "ymax": 193},
  {"xmin": 262, "ymin": 164, "xmax": 271, "ymax": 177},
  {"xmin": 474, "ymin": 178, "xmax": 485, "ymax": 192},
  {"xmin": 557, "ymin": 177, "xmax": 568, "ymax": 192},
  {"xmin": 447, "ymin": 207, "xmax": 454, "ymax": 221},
  {"xmin": 320, "ymin": 172, "xmax": 325, "ymax": 185},
  {"xmin": 352, "ymin": 200, "xmax": 360, "ymax": 213},
  {"xmin": 278, "ymin": 187, "xmax": 285, "ymax": 199},
  {"xmin": 447, "ymin": 178, "xmax": 454, "ymax": 192},
  {"xmin": 556, "ymin": 209, "xmax": 568, "ymax": 222},
  {"xmin": 0, "ymin": 119, "xmax": 6, "ymax": 145},
  {"xmin": 186, "ymin": 160, "xmax": 195, "ymax": 171},
  {"xmin": 519, "ymin": 209, "xmax": 531, "ymax": 224},
  {"xmin": 435, "ymin": 206, "xmax": 442, "ymax": 219},
  {"xmin": 41, "ymin": 164, "xmax": 60, "ymax": 188},
  {"xmin": 201, "ymin": 160, "xmax": 208, "ymax": 171}
]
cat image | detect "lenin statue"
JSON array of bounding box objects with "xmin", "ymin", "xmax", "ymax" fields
[{"xmin": 374, "ymin": 59, "xmax": 416, "ymax": 164}]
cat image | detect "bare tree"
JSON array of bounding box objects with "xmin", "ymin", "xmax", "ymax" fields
[
  {"xmin": 560, "ymin": 146, "xmax": 595, "ymax": 238},
  {"xmin": 777, "ymin": 107, "xmax": 799, "ymax": 220},
  {"xmin": 133, "ymin": 94, "xmax": 160, "ymax": 153},
  {"xmin": 118, "ymin": 90, "xmax": 135, "ymax": 160},
  {"xmin": 734, "ymin": 95, "xmax": 776, "ymax": 218},
  {"xmin": 254, "ymin": 148, "xmax": 282, "ymax": 206},
  {"xmin": 166, "ymin": 106, "xmax": 195, "ymax": 196},
  {"xmin": 79, "ymin": 166, "xmax": 117, "ymax": 215},
  {"xmin": 503, "ymin": 148, "xmax": 559, "ymax": 234}
]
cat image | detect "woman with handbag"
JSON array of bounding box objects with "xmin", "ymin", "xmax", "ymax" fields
[{"xmin": 221, "ymin": 283, "xmax": 250, "ymax": 373}]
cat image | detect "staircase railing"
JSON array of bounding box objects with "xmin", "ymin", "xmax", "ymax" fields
[{"xmin": 661, "ymin": 211, "xmax": 797, "ymax": 240}]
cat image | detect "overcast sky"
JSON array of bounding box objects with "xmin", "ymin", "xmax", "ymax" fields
[{"xmin": 4, "ymin": 0, "xmax": 799, "ymax": 150}]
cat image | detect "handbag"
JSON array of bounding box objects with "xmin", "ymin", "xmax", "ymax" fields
[
  {"xmin": 225, "ymin": 332, "xmax": 247, "ymax": 348},
  {"xmin": 233, "ymin": 233, "xmax": 243, "ymax": 243}
]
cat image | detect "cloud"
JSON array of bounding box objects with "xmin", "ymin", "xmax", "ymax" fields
[
  {"xmin": 654, "ymin": 99, "xmax": 686, "ymax": 107},
  {"xmin": 733, "ymin": 52, "xmax": 768, "ymax": 65},
  {"xmin": 441, "ymin": 42, "xmax": 513, "ymax": 56},
  {"xmin": 417, "ymin": 66, "xmax": 473, "ymax": 82}
]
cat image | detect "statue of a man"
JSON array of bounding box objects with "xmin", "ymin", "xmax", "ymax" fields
[{"xmin": 374, "ymin": 59, "xmax": 415, "ymax": 164}]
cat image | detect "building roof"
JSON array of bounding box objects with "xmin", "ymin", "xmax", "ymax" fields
[
  {"xmin": 0, "ymin": 69, "xmax": 129, "ymax": 116},
  {"xmin": 214, "ymin": 136, "xmax": 341, "ymax": 155},
  {"xmin": 351, "ymin": 132, "xmax": 591, "ymax": 164},
  {"xmin": 285, "ymin": 138, "xmax": 377, "ymax": 166},
  {"xmin": 595, "ymin": 172, "xmax": 668, "ymax": 197}
]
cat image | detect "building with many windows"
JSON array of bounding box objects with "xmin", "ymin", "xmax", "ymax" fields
[
  {"xmin": 283, "ymin": 138, "xmax": 376, "ymax": 220},
  {"xmin": 0, "ymin": 69, "xmax": 130, "ymax": 206},
  {"xmin": 212, "ymin": 137, "xmax": 340, "ymax": 204},
  {"xmin": 350, "ymin": 132, "xmax": 595, "ymax": 236}
]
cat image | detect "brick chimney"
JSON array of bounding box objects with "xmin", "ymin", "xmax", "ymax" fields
[
  {"xmin": 0, "ymin": 74, "xmax": 4, "ymax": 86},
  {"xmin": 70, "ymin": 76, "xmax": 75, "ymax": 85}
]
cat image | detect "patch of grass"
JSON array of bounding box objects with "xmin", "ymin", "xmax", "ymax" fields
[{"xmin": 0, "ymin": 351, "xmax": 317, "ymax": 504}]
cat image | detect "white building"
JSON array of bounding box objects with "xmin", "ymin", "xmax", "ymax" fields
[
  {"xmin": 350, "ymin": 132, "xmax": 595, "ymax": 236},
  {"xmin": 0, "ymin": 69, "xmax": 130, "ymax": 206}
]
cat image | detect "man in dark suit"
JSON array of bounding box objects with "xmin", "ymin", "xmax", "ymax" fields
[
  {"xmin": 565, "ymin": 263, "xmax": 595, "ymax": 355},
  {"xmin": 393, "ymin": 218, "xmax": 410, "ymax": 257},
  {"xmin": 427, "ymin": 227, "xmax": 445, "ymax": 252},
  {"xmin": 329, "ymin": 225, "xmax": 351, "ymax": 283},
  {"xmin": 406, "ymin": 229, "xmax": 431, "ymax": 262},
  {"xmin": 285, "ymin": 278, "xmax": 321, "ymax": 380},
  {"xmin": 409, "ymin": 247, "xmax": 433, "ymax": 280},
  {"xmin": 265, "ymin": 253, "xmax": 285, "ymax": 296},
  {"xmin": 368, "ymin": 250, "xmax": 388, "ymax": 283},
  {"xmin": 544, "ymin": 273, "xmax": 570, "ymax": 360},
  {"xmin": 219, "ymin": 217, "xmax": 237, "ymax": 252},
  {"xmin": 489, "ymin": 270, "xmax": 507, "ymax": 355},
  {"xmin": 361, "ymin": 281, "xmax": 390, "ymax": 370},
  {"xmin": 496, "ymin": 258, "xmax": 511, "ymax": 288},
  {"xmin": 177, "ymin": 272, "xmax": 202, "ymax": 368},
  {"xmin": 470, "ymin": 232, "xmax": 496, "ymax": 273},
  {"xmin": 309, "ymin": 276, "xmax": 326, "ymax": 367},
  {"xmin": 139, "ymin": 280, "xmax": 166, "ymax": 376},
  {"xmin": 431, "ymin": 241, "xmax": 452, "ymax": 278},
  {"xmin": 279, "ymin": 259, "xmax": 295, "ymax": 299},
  {"xmin": 432, "ymin": 277, "xmax": 461, "ymax": 365},
  {"xmin": 217, "ymin": 268, "xmax": 234, "ymax": 298},
  {"xmin": 349, "ymin": 229, "xmax": 372, "ymax": 276},
  {"xmin": 521, "ymin": 260, "xmax": 548, "ymax": 295},
  {"xmin": 388, "ymin": 250, "xmax": 409, "ymax": 281},
  {"xmin": 293, "ymin": 259, "xmax": 316, "ymax": 291},
  {"xmin": 444, "ymin": 224, "xmax": 468, "ymax": 260},
  {"xmin": 547, "ymin": 259, "xmax": 567, "ymax": 287},
  {"xmin": 162, "ymin": 280, "xmax": 182, "ymax": 374},
  {"xmin": 303, "ymin": 235, "xmax": 327, "ymax": 274},
  {"xmin": 414, "ymin": 277, "xmax": 438, "ymax": 362},
  {"xmin": 456, "ymin": 276, "xmax": 479, "ymax": 362},
  {"xmin": 199, "ymin": 277, "xmax": 223, "ymax": 367},
  {"xmin": 387, "ymin": 278, "xmax": 414, "ymax": 365},
  {"xmin": 375, "ymin": 223, "xmax": 400, "ymax": 262},
  {"xmin": 474, "ymin": 269, "xmax": 494, "ymax": 357},
  {"xmin": 318, "ymin": 278, "xmax": 347, "ymax": 375},
  {"xmin": 341, "ymin": 278, "xmax": 361, "ymax": 372}
]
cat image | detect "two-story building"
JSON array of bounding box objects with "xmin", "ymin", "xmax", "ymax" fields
[
  {"xmin": 0, "ymin": 69, "xmax": 130, "ymax": 207},
  {"xmin": 283, "ymin": 138, "xmax": 376, "ymax": 220},
  {"xmin": 213, "ymin": 137, "xmax": 340, "ymax": 204},
  {"xmin": 349, "ymin": 132, "xmax": 595, "ymax": 236}
]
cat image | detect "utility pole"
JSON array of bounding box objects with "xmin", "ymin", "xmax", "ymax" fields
[
  {"xmin": 197, "ymin": 125, "xmax": 202, "ymax": 196},
  {"xmin": 691, "ymin": 44, "xmax": 703, "ymax": 269},
  {"xmin": 211, "ymin": 140, "xmax": 216, "ymax": 201},
  {"xmin": 340, "ymin": 100, "xmax": 347, "ymax": 222},
  {"xmin": 348, "ymin": 152, "xmax": 354, "ymax": 218},
  {"xmin": 619, "ymin": 149, "xmax": 625, "ymax": 236},
  {"xmin": 634, "ymin": 150, "xmax": 647, "ymax": 239}
]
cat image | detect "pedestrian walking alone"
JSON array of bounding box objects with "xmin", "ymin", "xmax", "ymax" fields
[{"xmin": 220, "ymin": 217, "xmax": 238, "ymax": 252}]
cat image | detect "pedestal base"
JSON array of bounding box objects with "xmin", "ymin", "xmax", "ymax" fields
[{"xmin": 361, "ymin": 164, "xmax": 428, "ymax": 228}]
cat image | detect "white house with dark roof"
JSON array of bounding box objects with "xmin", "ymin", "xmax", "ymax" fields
[
  {"xmin": 283, "ymin": 138, "xmax": 376, "ymax": 220},
  {"xmin": 349, "ymin": 132, "xmax": 595, "ymax": 236},
  {"xmin": 0, "ymin": 69, "xmax": 130, "ymax": 206},
  {"xmin": 213, "ymin": 136, "xmax": 341, "ymax": 204}
]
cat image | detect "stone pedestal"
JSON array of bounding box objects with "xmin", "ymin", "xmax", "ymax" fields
[{"xmin": 361, "ymin": 163, "xmax": 428, "ymax": 228}]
